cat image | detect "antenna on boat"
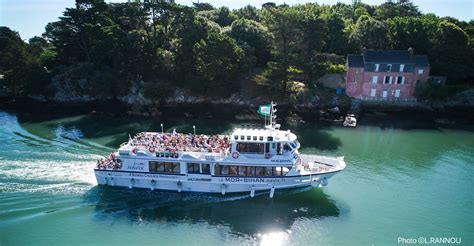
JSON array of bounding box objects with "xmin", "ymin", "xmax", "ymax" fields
[
  {"xmin": 193, "ymin": 125, "xmax": 196, "ymax": 135},
  {"xmin": 160, "ymin": 123, "xmax": 164, "ymax": 135},
  {"xmin": 269, "ymin": 101, "xmax": 277, "ymax": 128}
]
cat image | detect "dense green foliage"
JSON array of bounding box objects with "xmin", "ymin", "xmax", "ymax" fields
[{"xmin": 0, "ymin": 0, "xmax": 472, "ymax": 100}]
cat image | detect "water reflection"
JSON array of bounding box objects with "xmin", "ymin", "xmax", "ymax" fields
[{"xmin": 84, "ymin": 186, "xmax": 339, "ymax": 236}]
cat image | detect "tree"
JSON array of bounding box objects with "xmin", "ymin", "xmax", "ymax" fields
[
  {"xmin": 193, "ymin": 32, "xmax": 244, "ymax": 95},
  {"xmin": 386, "ymin": 16, "xmax": 431, "ymax": 53},
  {"xmin": 349, "ymin": 15, "xmax": 389, "ymax": 50},
  {"xmin": 430, "ymin": 21, "xmax": 474, "ymax": 82},
  {"xmin": 229, "ymin": 18, "xmax": 272, "ymax": 66},
  {"xmin": 234, "ymin": 5, "xmax": 260, "ymax": 21},
  {"xmin": 374, "ymin": 0, "xmax": 420, "ymax": 20},
  {"xmin": 0, "ymin": 27, "xmax": 50, "ymax": 96}
]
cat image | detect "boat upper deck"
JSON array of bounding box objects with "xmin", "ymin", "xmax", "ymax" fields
[{"xmin": 121, "ymin": 131, "xmax": 231, "ymax": 154}]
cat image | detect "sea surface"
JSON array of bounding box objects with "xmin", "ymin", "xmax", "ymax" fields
[{"xmin": 0, "ymin": 110, "xmax": 472, "ymax": 245}]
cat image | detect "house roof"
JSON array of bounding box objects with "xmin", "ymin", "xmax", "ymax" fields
[
  {"xmin": 346, "ymin": 50, "xmax": 430, "ymax": 68},
  {"xmin": 413, "ymin": 55, "xmax": 430, "ymax": 67},
  {"xmin": 363, "ymin": 50, "xmax": 413, "ymax": 63},
  {"xmin": 347, "ymin": 54, "xmax": 364, "ymax": 67}
]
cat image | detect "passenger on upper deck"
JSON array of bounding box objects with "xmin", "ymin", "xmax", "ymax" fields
[{"xmin": 128, "ymin": 131, "xmax": 230, "ymax": 154}]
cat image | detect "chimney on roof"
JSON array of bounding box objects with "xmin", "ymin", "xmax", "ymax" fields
[{"xmin": 408, "ymin": 47, "xmax": 414, "ymax": 56}]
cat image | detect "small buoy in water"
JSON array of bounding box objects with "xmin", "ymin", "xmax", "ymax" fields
[
  {"xmin": 250, "ymin": 185, "xmax": 255, "ymax": 197},
  {"xmin": 269, "ymin": 186, "xmax": 275, "ymax": 198},
  {"xmin": 221, "ymin": 183, "xmax": 226, "ymax": 195}
]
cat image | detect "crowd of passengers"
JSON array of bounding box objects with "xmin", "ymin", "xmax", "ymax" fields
[
  {"xmin": 96, "ymin": 153, "xmax": 122, "ymax": 170},
  {"xmin": 128, "ymin": 130, "xmax": 230, "ymax": 154}
]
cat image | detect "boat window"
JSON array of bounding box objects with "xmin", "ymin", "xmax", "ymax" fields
[
  {"xmin": 149, "ymin": 161, "xmax": 179, "ymax": 173},
  {"xmin": 234, "ymin": 135, "xmax": 238, "ymax": 140},
  {"xmin": 229, "ymin": 165, "xmax": 238, "ymax": 175},
  {"xmin": 221, "ymin": 165, "xmax": 229, "ymax": 175},
  {"xmin": 237, "ymin": 143, "xmax": 264, "ymax": 154},
  {"xmin": 187, "ymin": 163, "xmax": 200, "ymax": 174},
  {"xmin": 284, "ymin": 143, "xmax": 292, "ymax": 152},
  {"xmin": 259, "ymin": 136, "xmax": 264, "ymax": 141},
  {"xmin": 215, "ymin": 164, "xmax": 221, "ymax": 175},
  {"xmin": 201, "ymin": 164, "xmax": 210, "ymax": 174},
  {"xmin": 273, "ymin": 167, "xmax": 282, "ymax": 176},
  {"xmin": 157, "ymin": 162, "xmax": 165, "ymax": 172},
  {"xmin": 277, "ymin": 143, "xmax": 283, "ymax": 155},
  {"xmin": 256, "ymin": 167, "xmax": 264, "ymax": 176},
  {"xmin": 267, "ymin": 136, "xmax": 273, "ymax": 141},
  {"xmin": 290, "ymin": 142, "xmax": 297, "ymax": 149},
  {"xmin": 240, "ymin": 135, "xmax": 245, "ymax": 140},
  {"xmin": 282, "ymin": 167, "xmax": 290, "ymax": 176},
  {"xmin": 264, "ymin": 167, "xmax": 273, "ymax": 176},
  {"xmin": 247, "ymin": 136, "xmax": 251, "ymax": 140},
  {"xmin": 238, "ymin": 166, "xmax": 247, "ymax": 176},
  {"xmin": 246, "ymin": 166, "xmax": 256, "ymax": 176},
  {"xmin": 253, "ymin": 136, "xmax": 257, "ymax": 140},
  {"xmin": 172, "ymin": 163, "xmax": 180, "ymax": 173}
]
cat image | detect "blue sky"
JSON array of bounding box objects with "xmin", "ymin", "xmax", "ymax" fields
[{"xmin": 1, "ymin": 0, "xmax": 472, "ymax": 41}]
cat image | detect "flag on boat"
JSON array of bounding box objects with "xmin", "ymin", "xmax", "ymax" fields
[{"xmin": 257, "ymin": 104, "xmax": 271, "ymax": 116}]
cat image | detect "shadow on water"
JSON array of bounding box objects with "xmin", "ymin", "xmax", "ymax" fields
[
  {"xmin": 291, "ymin": 124, "xmax": 343, "ymax": 151},
  {"xmin": 83, "ymin": 186, "xmax": 340, "ymax": 236}
]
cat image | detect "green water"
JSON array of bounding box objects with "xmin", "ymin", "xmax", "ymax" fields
[{"xmin": 0, "ymin": 110, "xmax": 472, "ymax": 245}]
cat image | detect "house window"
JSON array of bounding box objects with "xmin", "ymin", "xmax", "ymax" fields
[
  {"xmin": 395, "ymin": 89, "xmax": 401, "ymax": 98},
  {"xmin": 370, "ymin": 89, "xmax": 376, "ymax": 97},
  {"xmin": 372, "ymin": 76, "xmax": 378, "ymax": 84},
  {"xmin": 399, "ymin": 64, "xmax": 405, "ymax": 72},
  {"xmin": 397, "ymin": 76, "xmax": 403, "ymax": 84},
  {"xmin": 401, "ymin": 77, "xmax": 405, "ymax": 84},
  {"xmin": 387, "ymin": 64, "xmax": 392, "ymax": 72},
  {"xmin": 382, "ymin": 90, "xmax": 388, "ymax": 98},
  {"xmin": 375, "ymin": 64, "xmax": 380, "ymax": 72},
  {"xmin": 384, "ymin": 76, "xmax": 390, "ymax": 84},
  {"xmin": 418, "ymin": 69, "xmax": 424, "ymax": 75}
]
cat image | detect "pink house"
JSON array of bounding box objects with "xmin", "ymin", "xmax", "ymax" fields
[{"xmin": 345, "ymin": 48, "xmax": 430, "ymax": 101}]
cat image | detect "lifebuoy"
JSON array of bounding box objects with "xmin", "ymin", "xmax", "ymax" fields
[
  {"xmin": 149, "ymin": 147, "xmax": 156, "ymax": 153},
  {"xmin": 232, "ymin": 152, "xmax": 239, "ymax": 159},
  {"xmin": 132, "ymin": 148, "xmax": 138, "ymax": 155}
]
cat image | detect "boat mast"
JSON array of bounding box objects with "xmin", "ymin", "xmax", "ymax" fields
[{"xmin": 268, "ymin": 101, "xmax": 277, "ymax": 129}]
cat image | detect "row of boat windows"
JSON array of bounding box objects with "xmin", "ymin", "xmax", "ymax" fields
[
  {"xmin": 149, "ymin": 161, "xmax": 180, "ymax": 173},
  {"xmin": 215, "ymin": 165, "xmax": 290, "ymax": 176},
  {"xmin": 148, "ymin": 161, "xmax": 291, "ymax": 176},
  {"xmin": 236, "ymin": 142, "xmax": 292, "ymax": 154}
]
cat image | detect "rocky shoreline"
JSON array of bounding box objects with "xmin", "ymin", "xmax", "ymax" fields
[{"xmin": 1, "ymin": 95, "xmax": 473, "ymax": 130}]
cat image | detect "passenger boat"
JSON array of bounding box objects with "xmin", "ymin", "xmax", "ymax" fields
[{"xmin": 94, "ymin": 103, "xmax": 346, "ymax": 197}]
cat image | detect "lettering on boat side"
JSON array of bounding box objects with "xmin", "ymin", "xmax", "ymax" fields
[
  {"xmin": 220, "ymin": 177, "xmax": 284, "ymax": 183},
  {"xmin": 131, "ymin": 173, "xmax": 178, "ymax": 179},
  {"xmin": 188, "ymin": 178, "xmax": 212, "ymax": 182},
  {"xmin": 271, "ymin": 159, "xmax": 291, "ymax": 163},
  {"xmin": 127, "ymin": 162, "xmax": 145, "ymax": 171}
]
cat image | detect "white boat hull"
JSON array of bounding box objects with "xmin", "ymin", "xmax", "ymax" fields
[{"xmin": 94, "ymin": 169, "xmax": 341, "ymax": 194}]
